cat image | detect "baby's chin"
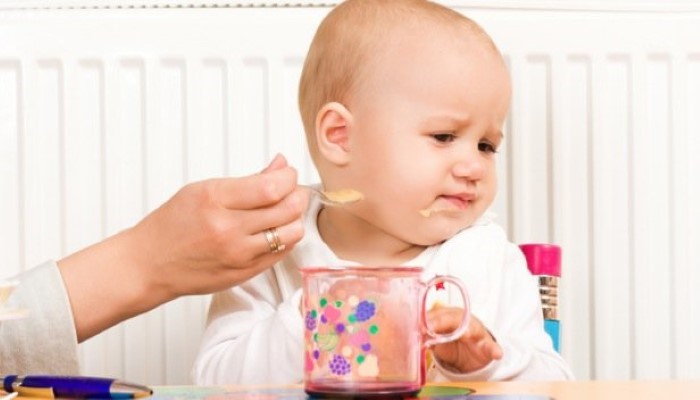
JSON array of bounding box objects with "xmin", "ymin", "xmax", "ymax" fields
[{"xmin": 410, "ymin": 221, "xmax": 472, "ymax": 246}]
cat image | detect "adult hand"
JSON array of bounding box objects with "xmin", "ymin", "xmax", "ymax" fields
[
  {"xmin": 129, "ymin": 153, "xmax": 307, "ymax": 296},
  {"xmin": 58, "ymin": 154, "xmax": 308, "ymax": 341}
]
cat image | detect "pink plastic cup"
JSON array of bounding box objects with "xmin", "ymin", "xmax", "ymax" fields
[{"xmin": 301, "ymin": 266, "xmax": 470, "ymax": 397}]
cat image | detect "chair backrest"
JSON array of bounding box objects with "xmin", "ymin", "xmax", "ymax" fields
[{"xmin": 519, "ymin": 243, "xmax": 561, "ymax": 352}]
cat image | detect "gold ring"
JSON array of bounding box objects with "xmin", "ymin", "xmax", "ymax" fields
[{"xmin": 263, "ymin": 227, "xmax": 286, "ymax": 254}]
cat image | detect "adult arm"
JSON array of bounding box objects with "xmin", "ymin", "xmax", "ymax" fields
[{"xmin": 58, "ymin": 154, "xmax": 307, "ymax": 342}]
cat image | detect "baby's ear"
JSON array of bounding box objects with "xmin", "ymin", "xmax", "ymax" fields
[{"xmin": 315, "ymin": 102, "xmax": 352, "ymax": 166}]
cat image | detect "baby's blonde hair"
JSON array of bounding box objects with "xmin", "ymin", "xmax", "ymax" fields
[{"xmin": 298, "ymin": 0, "xmax": 496, "ymax": 161}]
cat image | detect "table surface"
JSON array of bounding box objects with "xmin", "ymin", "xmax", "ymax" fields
[
  {"xmin": 6, "ymin": 380, "xmax": 700, "ymax": 400},
  {"xmin": 447, "ymin": 380, "xmax": 700, "ymax": 399},
  {"xmin": 174, "ymin": 380, "xmax": 700, "ymax": 400}
]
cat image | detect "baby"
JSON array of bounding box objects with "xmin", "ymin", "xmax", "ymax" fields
[{"xmin": 193, "ymin": 0, "xmax": 574, "ymax": 384}]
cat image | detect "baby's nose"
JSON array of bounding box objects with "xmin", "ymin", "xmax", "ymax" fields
[{"xmin": 451, "ymin": 156, "xmax": 485, "ymax": 180}]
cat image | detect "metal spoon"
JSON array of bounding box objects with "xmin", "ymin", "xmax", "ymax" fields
[{"xmin": 300, "ymin": 185, "xmax": 364, "ymax": 207}]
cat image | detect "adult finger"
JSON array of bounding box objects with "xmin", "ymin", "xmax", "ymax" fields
[
  {"xmin": 232, "ymin": 185, "xmax": 308, "ymax": 236},
  {"xmin": 215, "ymin": 166, "xmax": 299, "ymax": 210},
  {"xmin": 252, "ymin": 218, "xmax": 305, "ymax": 259},
  {"xmin": 236, "ymin": 222, "xmax": 306, "ymax": 278}
]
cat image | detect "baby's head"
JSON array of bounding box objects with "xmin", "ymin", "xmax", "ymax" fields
[{"xmin": 299, "ymin": 0, "xmax": 511, "ymax": 246}]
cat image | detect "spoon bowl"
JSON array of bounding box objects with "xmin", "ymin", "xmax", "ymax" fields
[{"xmin": 300, "ymin": 185, "xmax": 364, "ymax": 207}]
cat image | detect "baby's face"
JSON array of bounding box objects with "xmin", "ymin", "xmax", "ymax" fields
[{"xmin": 337, "ymin": 25, "xmax": 511, "ymax": 246}]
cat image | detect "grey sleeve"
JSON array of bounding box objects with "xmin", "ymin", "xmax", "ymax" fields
[{"xmin": 0, "ymin": 261, "xmax": 80, "ymax": 375}]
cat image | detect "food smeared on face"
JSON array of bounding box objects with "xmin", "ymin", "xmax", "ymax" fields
[{"xmin": 419, "ymin": 207, "xmax": 464, "ymax": 217}]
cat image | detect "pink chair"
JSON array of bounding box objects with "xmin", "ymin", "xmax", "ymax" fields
[{"xmin": 519, "ymin": 243, "xmax": 561, "ymax": 352}]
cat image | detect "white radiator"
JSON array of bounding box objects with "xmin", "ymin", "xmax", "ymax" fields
[{"xmin": 1, "ymin": 0, "xmax": 698, "ymax": 384}]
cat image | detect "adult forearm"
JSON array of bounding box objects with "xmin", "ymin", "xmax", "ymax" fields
[{"xmin": 57, "ymin": 227, "xmax": 171, "ymax": 342}]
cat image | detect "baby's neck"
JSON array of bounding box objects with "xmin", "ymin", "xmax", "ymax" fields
[{"xmin": 317, "ymin": 207, "xmax": 426, "ymax": 265}]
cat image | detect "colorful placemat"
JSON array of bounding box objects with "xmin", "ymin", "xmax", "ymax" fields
[
  {"xmin": 417, "ymin": 385, "xmax": 474, "ymax": 398},
  {"xmin": 152, "ymin": 385, "xmax": 474, "ymax": 400}
]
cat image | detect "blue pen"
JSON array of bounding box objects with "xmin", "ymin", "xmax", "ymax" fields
[{"xmin": 2, "ymin": 375, "xmax": 152, "ymax": 399}]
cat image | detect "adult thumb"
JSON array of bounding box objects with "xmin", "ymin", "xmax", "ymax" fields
[{"xmin": 260, "ymin": 153, "xmax": 288, "ymax": 173}]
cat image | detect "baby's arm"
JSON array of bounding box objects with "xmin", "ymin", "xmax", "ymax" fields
[
  {"xmin": 192, "ymin": 266, "xmax": 303, "ymax": 385},
  {"xmin": 432, "ymin": 241, "xmax": 574, "ymax": 381}
]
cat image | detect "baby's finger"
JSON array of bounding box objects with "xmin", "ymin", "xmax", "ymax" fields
[
  {"xmin": 480, "ymin": 339, "xmax": 503, "ymax": 360},
  {"xmin": 426, "ymin": 307, "xmax": 465, "ymax": 333}
]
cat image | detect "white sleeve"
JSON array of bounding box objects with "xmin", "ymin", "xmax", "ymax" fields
[
  {"xmin": 0, "ymin": 260, "xmax": 80, "ymax": 375},
  {"xmin": 433, "ymin": 242, "xmax": 574, "ymax": 381},
  {"xmin": 192, "ymin": 265, "xmax": 304, "ymax": 385}
]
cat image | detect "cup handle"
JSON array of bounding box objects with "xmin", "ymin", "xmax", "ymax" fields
[{"xmin": 422, "ymin": 275, "xmax": 470, "ymax": 348}]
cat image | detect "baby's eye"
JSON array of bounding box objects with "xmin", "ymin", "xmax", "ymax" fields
[
  {"xmin": 478, "ymin": 140, "xmax": 498, "ymax": 153},
  {"xmin": 431, "ymin": 133, "xmax": 457, "ymax": 143}
]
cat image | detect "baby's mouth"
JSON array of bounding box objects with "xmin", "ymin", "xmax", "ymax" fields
[
  {"xmin": 419, "ymin": 207, "xmax": 465, "ymax": 217},
  {"xmin": 419, "ymin": 194, "xmax": 474, "ymax": 217}
]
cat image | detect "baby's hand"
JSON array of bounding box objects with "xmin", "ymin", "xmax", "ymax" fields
[{"xmin": 426, "ymin": 306, "xmax": 503, "ymax": 373}]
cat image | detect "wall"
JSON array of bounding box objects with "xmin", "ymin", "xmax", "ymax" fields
[{"xmin": 1, "ymin": 0, "xmax": 699, "ymax": 384}]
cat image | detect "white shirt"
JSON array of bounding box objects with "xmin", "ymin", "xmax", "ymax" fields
[{"xmin": 193, "ymin": 198, "xmax": 574, "ymax": 384}]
